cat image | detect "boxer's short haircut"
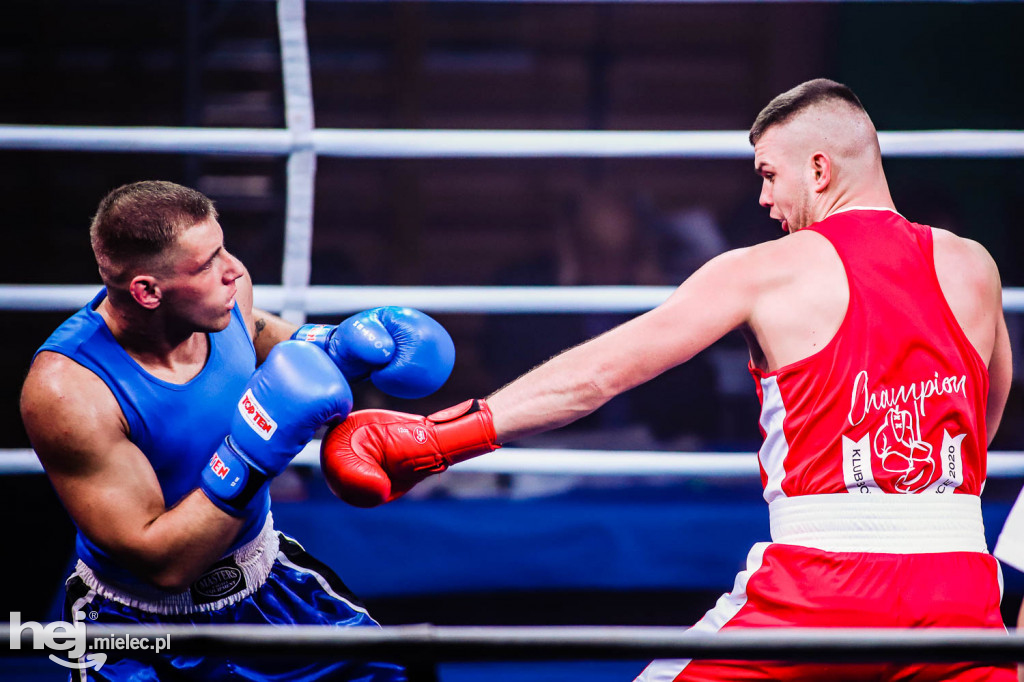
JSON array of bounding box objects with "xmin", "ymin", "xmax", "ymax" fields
[
  {"xmin": 91, "ymin": 180, "xmax": 217, "ymax": 283},
  {"xmin": 749, "ymin": 78, "xmax": 866, "ymax": 145}
]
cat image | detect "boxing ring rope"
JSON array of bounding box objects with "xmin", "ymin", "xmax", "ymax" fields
[
  {"xmin": 5, "ymin": 446, "xmax": 1024, "ymax": 478},
  {"xmin": 4, "ymin": 624, "xmax": 1024, "ymax": 664},
  {"xmin": 4, "ymin": 283, "xmax": 1024, "ymax": 314},
  {"xmin": 3, "ymin": 126, "xmax": 1024, "ymax": 158}
]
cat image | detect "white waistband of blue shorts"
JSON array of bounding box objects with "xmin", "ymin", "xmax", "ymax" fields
[
  {"xmin": 768, "ymin": 493, "xmax": 988, "ymax": 554},
  {"xmin": 74, "ymin": 513, "xmax": 279, "ymax": 615}
]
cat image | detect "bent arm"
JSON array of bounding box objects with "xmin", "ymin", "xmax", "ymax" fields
[
  {"xmin": 252, "ymin": 308, "xmax": 299, "ymax": 364},
  {"xmin": 487, "ymin": 247, "xmax": 761, "ymax": 442},
  {"xmin": 21, "ymin": 353, "xmax": 244, "ymax": 592}
]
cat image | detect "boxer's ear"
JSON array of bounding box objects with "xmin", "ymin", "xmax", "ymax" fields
[
  {"xmin": 129, "ymin": 275, "xmax": 162, "ymax": 309},
  {"xmin": 810, "ymin": 151, "xmax": 831, "ymax": 193}
]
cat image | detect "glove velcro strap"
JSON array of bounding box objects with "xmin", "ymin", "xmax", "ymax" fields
[
  {"xmin": 199, "ymin": 437, "xmax": 270, "ymax": 517},
  {"xmin": 290, "ymin": 324, "xmax": 335, "ymax": 349},
  {"xmin": 428, "ymin": 399, "xmax": 499, "ymax": 467}
]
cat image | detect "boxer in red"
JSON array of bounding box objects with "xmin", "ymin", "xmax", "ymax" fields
[{"xmin": 323, "ymin": 79, "xmax": 1015, "ymax": 681}]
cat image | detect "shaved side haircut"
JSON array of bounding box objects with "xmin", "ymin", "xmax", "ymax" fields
[
  {"xmin": 749, "ymin": 79, "xmax": 867, "ymax": 145},
  {"xmin": 90, "ymin": 180, "xmax": 217, "ymax": 285}
]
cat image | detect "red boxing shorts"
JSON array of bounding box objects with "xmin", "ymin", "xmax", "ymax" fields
[{"xmin": 637, "ymin": 494, "xmax": 1015, "ymax": 682}]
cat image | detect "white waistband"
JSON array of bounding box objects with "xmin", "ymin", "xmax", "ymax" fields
[
  {"xmin": 768, "ymin": 493, "xmax": 988, "ymax": 554},
  {"xmin": 75, "ymin": 513, "xmax": 279, "ymax": 615}
]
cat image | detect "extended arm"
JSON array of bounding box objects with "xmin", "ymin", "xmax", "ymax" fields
[
  {"xmin": 487, "ymin": 247, "xmax": 760, "ymax": 442},
  {"xmin": 321, "ymin": 247, "xmax": 767, "ymax": 506}
]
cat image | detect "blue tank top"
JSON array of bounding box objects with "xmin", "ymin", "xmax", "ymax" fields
[{"xmin": 36, "ymin": 289, "xmax": 268, "ymax": 587}]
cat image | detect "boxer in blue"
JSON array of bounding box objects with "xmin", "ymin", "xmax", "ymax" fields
[{"xmin": 19, "ymin": 181, "xmax": 454, "ymax": 681}]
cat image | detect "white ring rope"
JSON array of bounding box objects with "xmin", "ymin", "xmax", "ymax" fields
[
  {"xmin": 3, "ymin": 284, "xmax": 1024, "ymax": 314},
  {"xmin": 0, "ymin": 126, "xmax": 292, "ymax": 155},
  {"xmin": 5, "ymin": 446, "xmax": 1024, "ymax": 478},
  {"xmin": 2, "ymin": 126, "xmax": 1024, "ymax": 158},
  {"xmin": 4, "ymin": 624, "xmax": 1024, "ymax": 663}
]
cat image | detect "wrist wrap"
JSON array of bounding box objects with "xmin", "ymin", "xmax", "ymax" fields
[{"xmin": 199, "ymin": 437, "xmax": 271, "ymax": 516}]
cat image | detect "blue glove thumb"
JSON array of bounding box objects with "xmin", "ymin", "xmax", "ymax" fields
[{"xmin": 368, "ymin": 307, "xmax": 455, "ymax": 399}]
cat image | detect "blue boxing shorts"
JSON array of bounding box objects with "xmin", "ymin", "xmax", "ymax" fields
[{"xmin": 62, "ymin": 514, "xmax": 407, "ymax": 682}]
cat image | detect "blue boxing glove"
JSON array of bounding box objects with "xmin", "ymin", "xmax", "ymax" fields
[
  {"xmin": 200, "ymin": 341, "xmax": 353, "ymax": 515},
  {"xmin": 291, "ymin": 307, "xmax": 455, "ymax": 399}
]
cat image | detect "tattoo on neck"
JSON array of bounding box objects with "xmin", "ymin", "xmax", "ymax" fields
[{"xmin": 254, "ymin": 318, "xmax": 266, "ymax": 339}]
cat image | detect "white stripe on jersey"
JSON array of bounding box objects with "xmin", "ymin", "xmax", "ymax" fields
[{"xmin": 757, "ymin": 376, "xmax": 790, "ymax": 503}]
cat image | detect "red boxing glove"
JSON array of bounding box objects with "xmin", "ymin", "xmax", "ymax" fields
[{"xmin": 321, "ymin": 399, "xmax": 499, "ymax": 508}]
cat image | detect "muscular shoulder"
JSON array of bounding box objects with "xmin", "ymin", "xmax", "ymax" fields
[
  {"xmin": 738, "ymin": 230, "xmax": 848, "ymax": 369},
  {"xmin": 21, "ymin": 352, "xmax": 127, "ymax": 474},
  {"xmin": 930, "ymin": 228, "xmax": 1003, "ymax": 362},
  {"xmin": 724, "ymin": 229, "xmax": 842, "ymax": 292},
  {"xmin": 931, "ymin": 228, "xmax": 1001, "ymax": 295},
  {"xmin": 682, "ymin": 232, "xmax": 842, "ymax": 320}
]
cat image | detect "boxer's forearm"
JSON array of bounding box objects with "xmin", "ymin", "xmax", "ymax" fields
[
  {"xmin": 486, "ymin": 323, "xmax": 644, "ymax": 443},
  {"xmin": 128, "ymin": 490, "xmax": 247, "ymax": 592}
]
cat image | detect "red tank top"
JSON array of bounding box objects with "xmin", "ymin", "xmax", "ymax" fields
[{"xmin": 749, "ymin": 208, "xmax": 989, "ymax": 502}]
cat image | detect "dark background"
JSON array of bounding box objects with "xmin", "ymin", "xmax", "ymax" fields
[{"xmin": 2, "ymin": 0, "xmax": 1023, "ymax": 642}]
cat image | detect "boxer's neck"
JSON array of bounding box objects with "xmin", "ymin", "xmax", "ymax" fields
[{"xmin": 98, "ymin": 296, "xmax": 209, "ymax": 380}]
